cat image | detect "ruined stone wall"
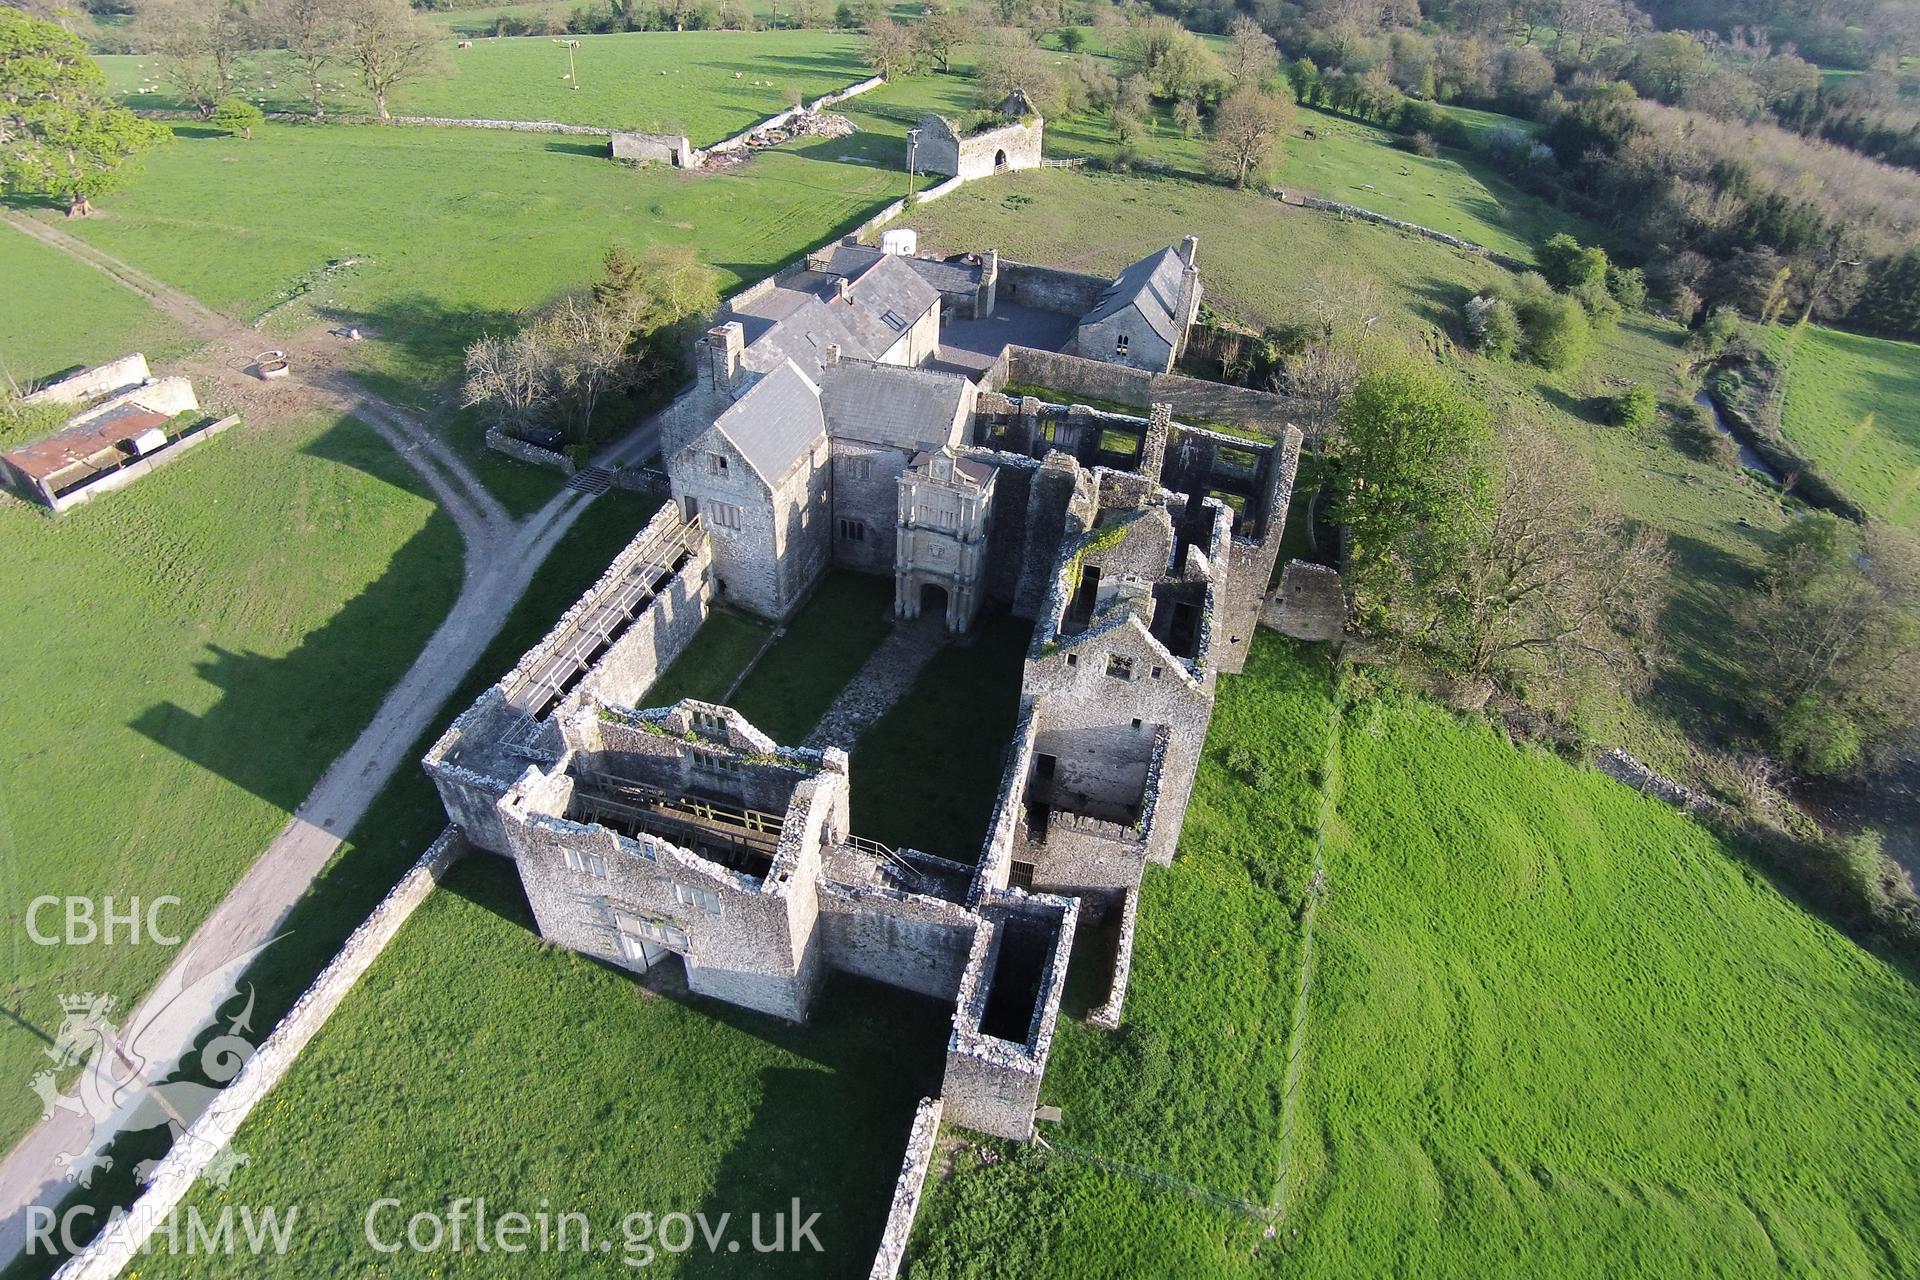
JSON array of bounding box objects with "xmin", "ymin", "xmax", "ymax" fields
[
  {"xmin": 1000, "ymin": 347, "xmax": 1317, "ymax": 438},
  {"xmin": 816, "ymin": 880, "xmax": 977, "ymax": 1001},
  {"xmin": 919, "ymin": 117, "xmax": 1044, "ymax": 181},
  {"xmin": 1086, "ymin": 883, "xmax": 1139, "ymax": 1030},
  {"xmin": 500, "ymin": 781, "xmax": 826, "ymax": 1022},
  {"xmin": 610, "ymin": 130, "xmax": 694, "ymax": 167},
  {"xmin": 1265, "ymin": 559, "xmax": 1346, "ymax": 642},
  {"xmin": 1214, "ymin": 425, "xmax": 1303, "ymax": 674},
  {"xmin": 995, "ymin": 261, "xmax": 1109, "ymax": 317},
  {"xmin": 941, "ymin": 895, "xmax": 1076, "ymax": 1141},
  {"xmin": 484, "ymin": 425, "xmax": 575, "ymax": 475},
  {"xmin": 867, "ymin": 1096, "xmax": 944, "ymax": 1280}
]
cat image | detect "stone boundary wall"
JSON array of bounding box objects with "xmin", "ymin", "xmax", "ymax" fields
[
  {"xmin": 50, "ymin": 831, "xmax": 469, "ymax": 1280},
  {"xmin": 1593, "ymin": 748, "xmax": 1722, "ymax": 818},
  {"xmin": 611, "ymin": 464, "xmax": 671, "ymax": 494},
  {"xmin": 989, "ymin": 346, "xmax": 1318, "ymax": 437},
  {"xmin": 707, "ymin": 75, "xmax": 885, "ymax": 155},
  {"xmin": 1086, "ymin": 883, "xmax": 1139, "ymax": 1030},
  {"xmin": 611, "ymin": 129, "xmax": 694, "ymax": 167},
  {"xmin": 1275, "ymin": 191, "xmax": 1532, "ymax": 272},
  {"xmin": 484, "ymin": 425, "xmax": 575, "ymax": 475},
  {"xmin": 866, "ymin": 1096, "xmax": 944, "ymax": 1280},
  {"xmin": 995, "ymin": 260, "xmax": 1108, "ymax": 318},
  {"xmin": 23, "ymin": 353, "xmax": 150, "ymax": 406}
]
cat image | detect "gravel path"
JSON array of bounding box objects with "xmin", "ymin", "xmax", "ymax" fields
[{"xmin": 0, "ymin": 212, "xmax": 662, "ymax": 1266}]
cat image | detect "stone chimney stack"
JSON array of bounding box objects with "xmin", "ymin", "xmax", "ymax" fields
[
  {"xmin": 824, "ymin": 343, "xmax": 841, "ymax": 366},
  {"xmin": 705, "ymin": 322, "xmax": 744, "ymax": 392},
  {"xmin": 835, "ymin": 277, "xmax": 853, "ymax": 304},
  {"xmin": 979, "ymin": 249, "xmax": 1000, "ymax": 319},
  {"xmin": 1173, "ymin": 237, "xmax": 1202, "ymax": 361}
]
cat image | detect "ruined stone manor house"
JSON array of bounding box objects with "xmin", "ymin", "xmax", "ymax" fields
[{"xmin": 426, "ymin": 233, "xmax": 1309, "ymax": 1141}]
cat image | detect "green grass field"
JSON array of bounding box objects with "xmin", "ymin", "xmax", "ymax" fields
[
  {"xmin": 0, "ymin": 224, "xmax": 192, "ymax": 387},
  {"xmin": 726, "ymin": 570, "xmax": 897, "ymax": 743},
  {"xmin": 847, "ymin": 614, "xmax": 1030, "ymax": 862},
  {"xmin": 101, "ymin": 30, "xmax": 871, "ymax": 141},
  {"xmin": 17, "ymin": 119, "xmax": 907, "ymax": 509},
  {"xmin": 644, "ymin": 606, "xmax": 774, "ymax": 706},
  {"xmin": 0, "ymin": 411, "xmax": 461, "ymax": 1150},
  {"xmin": 908, "ymin": 636, "xmax": 1920, "ymax": 1278},
  {"xmin": 1770, "ymin": 323, "xmax": 1920, "ymax": 529},
  {"xmin": 128, "ymin": 854, "xmax": 951, "ymax": 1279},
  {"xmin": 1289, "ymin": 686, "xmax": 1920, "ymax": 1277}
]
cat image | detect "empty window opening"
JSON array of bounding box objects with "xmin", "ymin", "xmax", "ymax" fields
[
  {"xmin": 707, "ymin": 451, "xmax": 729, "ymax": 476},
  {"xmin": 1106, "ymin": 653, "xmax": 1134, "ymax": 681},
  {"xmin": 1114, "ymin": 333, "xmax": 1130, "ymax": 357},
  {"xmin": 1065, "ymin": 564, "xmax": 1100, "ymax": 634},
  {"xmin": 838, "ymin": 518, "xmax": 866, "ymax": 542}
]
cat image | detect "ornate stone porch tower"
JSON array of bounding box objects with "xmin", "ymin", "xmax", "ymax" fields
[{"xmin": 896, "ymin": 447, "xmax": 996, "ymax": 633}]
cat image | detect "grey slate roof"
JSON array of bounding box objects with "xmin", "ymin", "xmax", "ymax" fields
[
  {"xmin": 840, "ymin": 253, "xmax": 941, "ymax": 346},
  {"xmin": 713, "ymin": 360, "xmax": 825, "ymax": 484},
  {"xmin": 745, "ymin": 296, "xmax": 875, "ymax": 373},
  {"xmin": 1080, "ymin": 245, "xmax": 1189, "ymax": 346},
  {"xmin": 825, "ymin": 245, "xmax": 985, "ymax": 297},
  {"xmin": 821, "ymin": 362, "xmax": 969, "ymax": 452}
]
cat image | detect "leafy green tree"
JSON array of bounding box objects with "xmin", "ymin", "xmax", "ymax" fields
[
  {"xmin": 209, "ymin": 95, "xmax": 264, "ymax": 137},
  {"xmin": 1537, "ymin": 233, "xmax": 1608, "ymax": 293},
  {"xmin": 0, "ymin": 10, "xmax": 170, "ymax": 216},
  {"xmin": 1333, "ymin": 358, "xmax": 1495, "ymax": 612},
  {"xmin": 1605, "ymin": 264, "xmax": 1646, "ymax": 311},
  {"xmin": 1743, "ymin": 514, "xmax": 1920, "ymax": 774},
  {"xmin": 1521, "ymin": 291, "xmax": 1591, "ymax": 371},
  {"xmin": 1607, "ymin": 383, "xmax": 1656, "ymax": 428},
  {"xmin": 1286, "ymin": 55, "xmax": 1319, "ymax": 106},
  {"xmin": 1206, "ymin": 82, "xmax": 1292, "ymax": 189}
]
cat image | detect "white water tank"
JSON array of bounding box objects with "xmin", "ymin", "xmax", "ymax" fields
[{"xmin": 882, "ymin": 228, "xmax": 918, "ymax": 257}]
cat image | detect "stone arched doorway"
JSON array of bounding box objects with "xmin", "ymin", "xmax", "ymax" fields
[
  {"xmin": 994, "ymin": 149, "xmax": 1008, "ymax": 171},
  {"xmin": 920, "ymin": 581, "xmax": 951, "ymax": 623}
]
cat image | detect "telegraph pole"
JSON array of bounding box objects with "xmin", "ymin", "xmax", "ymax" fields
[
  {"xmin": 906, "ymin": 125, "xmax": 922, "ymax": 199},
  {"xmin": 554, "ymin": 38, "xmax": 581, "ymax": 91}
]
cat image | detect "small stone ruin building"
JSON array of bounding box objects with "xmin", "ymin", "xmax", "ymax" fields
[{"xmin": 918, "ymin": 89, "xmax": 1045, "ymax": 182}]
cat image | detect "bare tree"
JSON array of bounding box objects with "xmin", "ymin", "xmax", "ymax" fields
[
  {"xmin": 1413, "ymin": 429, "xmax": 1670, "ymax": 698},
  {"xmin": 135, "ymin": 0, "xmax": 256, "ymax": 117},
  {"xmin": 341, "ymin": 0, "xmax": 434, "ymax": 121},
  {"xmin": 260, "ymin": 0, "xmax": 345, "ymax": 117},
  {"xmin": 863, "ymin": 18, "xmax": 919, "ymax": 80},
  {"xmin": 1207, "ymin": 83, "xmax": 1293, "ymax": 188},
  {"xmin": 1222, "ymin": 15, "xmax": 1277, "ymax": 88}
]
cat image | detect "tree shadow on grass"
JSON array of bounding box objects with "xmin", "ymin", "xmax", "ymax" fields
[
  {"xmin": 128, "ymin": 413, "xmax": 464, "ymax": 815},
  {"xmin": 309, "ymin": 292, "xmax": 521, "ymax": 404},
  {"xmin": 1648, "ymin": 532, "xmax": 1764, "ymax": 744},
  {"xmin": 1540, "ymin": 383, "xmax": 1605, "ymax": 425}
]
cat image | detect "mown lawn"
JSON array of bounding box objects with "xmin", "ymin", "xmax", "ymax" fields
[
  {"xmin": 1289, "ymin": 687, "xmax": 1920, "ymax": 1277},
  {"xmin": 0, "ymin": 222, "xmax": 191, "ymax": 387},
  {"xmin": 0, "ymin": 411, "xmax": 461, "ymax": 1151},
  {"xmin": 847, "ymin": 614, "xmax": 1031, "ymax": 862},
  {"xmin": 130, "ymin": 854, "xmax": 950, "ymax": 1280},
  {"xmin": 1770, "ymin": 322, "xmax": 1920, "ymax": 529},
  {"xmin": 644, "ymin": 606, "xmax": 773, "ymax": 707},
  {"xmin": 100, "ymin": 30, "xmax": 871, "ymax": 142},
  {"xmin": 905, "ymin": 634, "xmax": 1335, "ymax": 1277},
  {"xmin": 727, "ymin": 569, "xmax": 897, "ymax": 744},
  {"xmin": 6, "ymin": 490, "xmax": 664, "ymax": 1279}
]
